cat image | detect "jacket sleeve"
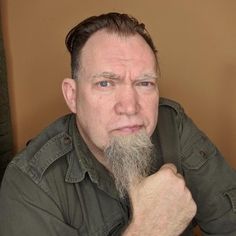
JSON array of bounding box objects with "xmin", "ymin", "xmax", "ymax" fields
[
  {"xmin": 178, "ymin": 107, "xmax": 236, "ymax": 235},
  {"xmin": 0, "ymin": 164, "xmax": 78, "ymax": 236}
]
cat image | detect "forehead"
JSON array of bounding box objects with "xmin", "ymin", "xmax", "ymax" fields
[{"xmin": 79, "ymin": 30, "xmax": 157, "ymax": 72}]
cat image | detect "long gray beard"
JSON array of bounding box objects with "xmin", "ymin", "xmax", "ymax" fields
[{"xmin": 104, "ymin": 130, "xmax": 154, "ymax": 198}]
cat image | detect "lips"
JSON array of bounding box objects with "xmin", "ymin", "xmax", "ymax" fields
[{"xmin": 112, "ymin": 124, "xmax": 144, "ymax": 134}]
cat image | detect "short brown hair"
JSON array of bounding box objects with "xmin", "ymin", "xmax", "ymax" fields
[{"xmin": 65, "ymin": 12, "xmax": 158, "ymax": 79}]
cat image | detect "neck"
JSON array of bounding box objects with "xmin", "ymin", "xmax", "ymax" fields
[{"xmin": 76, "ymin": 122, "xmax": 112, "ymax": 172}]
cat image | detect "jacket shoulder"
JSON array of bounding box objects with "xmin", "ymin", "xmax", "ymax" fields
[
  {"xmin": 159, "ymin": 97, "xmax": 184, "ymax": 115},
  {"xmin": 10, "ymin": 114, "xmax": 74, "ymax": 184},
  {"xmin": 159, "ymin": 97, "xmax": 182, "ymax": 112}
]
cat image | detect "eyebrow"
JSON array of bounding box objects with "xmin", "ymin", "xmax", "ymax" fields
[
  {"xmin": 139, "ymin": 73, "xmax": 158, "ymax": 81},
  {"xmin": 91, "ymin": 71, "xmax": 158, "ymax": 81},
  {"xmin": 92, "ymin": 72, "xmax": 120, "ymax": 80}
]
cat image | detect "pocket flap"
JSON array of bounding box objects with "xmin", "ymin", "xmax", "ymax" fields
[{"xmin": 225, "ymin": 188, "xmax": 236, "ymax": 213}]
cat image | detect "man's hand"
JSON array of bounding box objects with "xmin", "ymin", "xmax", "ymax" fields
[{"xmin": 124, "ymin": 164, "xmax": 197, "ymax": 236}]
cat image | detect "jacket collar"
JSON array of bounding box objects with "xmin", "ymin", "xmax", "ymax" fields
[{"xmin": 65, "ymin": 116, "xmax": 119, "ymax": 199}]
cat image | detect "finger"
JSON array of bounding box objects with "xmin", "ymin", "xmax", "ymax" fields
[
  {"xmin": 160, "ymin": 163, "xmax": 177, "ymax": 174},
  {"xmin": 176, "ymin": 173, "xmax": 184, "ymax": 179}
]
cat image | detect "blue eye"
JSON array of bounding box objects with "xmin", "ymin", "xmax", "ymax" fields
[
  {"xmin": 138, "ymin": 81, "xmax": 155, "ymax": 87},
  {"xmin": 140, "ymin": 81, "xmax": 151, "ymax": 86},
  {"xmin": 98, "ymin": 81, "xmax": 110, "ymax": 87}
]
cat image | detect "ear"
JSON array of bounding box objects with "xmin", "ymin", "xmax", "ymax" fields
[{"xmin": 62, "ymin": 78, "xmax": 77, "ymax": 113}]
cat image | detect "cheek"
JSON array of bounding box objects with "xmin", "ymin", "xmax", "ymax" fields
[
  {"xmin": 151, "ymin": 95, "xmax": 159, "ymax": 122},
  {"xmin": 141, "ymin": 96, "xmax": 159, "ymax": 134},
  {"xmin": 78, "ymin": 94, "xmax": 114, "ymax": 131}
]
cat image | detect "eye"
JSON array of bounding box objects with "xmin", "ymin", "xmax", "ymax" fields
[
  {"xmin": 137, "ymin": 81, "xmax": 156, "ymax": 87},
  {"xmin": 97, "ymin": 80, "xmax": 112, "ymax": 87}
]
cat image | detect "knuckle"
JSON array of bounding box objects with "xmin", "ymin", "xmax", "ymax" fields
[
  {"xmin": 161, "ymin": 163, "xmax": 177, "ymax": 173},
  {"xmin": 191, "ymin": 201, "xmax": 197, "ymax": 215},
  {"xmin": 175, "ymin": 176, "xmax": 186, "ymax": 188},
  {"xmin": 162, "ymin": 168, "xmax": 175, "ymax": 179},
  {"xmin": 186, "ymin": 193, "xmax": 197, "ymax": 216}
]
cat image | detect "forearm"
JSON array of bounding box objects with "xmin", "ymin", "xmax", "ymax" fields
[{"xmin": 123, "ymin": 218, "xmax": 186, "ymax": 236}]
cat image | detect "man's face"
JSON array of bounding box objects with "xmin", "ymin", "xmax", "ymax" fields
[{"xmin": 74, "ymin": 30, "xmax": 159, "ymax": 158}]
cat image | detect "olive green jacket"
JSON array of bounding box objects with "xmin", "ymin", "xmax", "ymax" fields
[{"xmin": 0, "ymin": 98, "xmax": 236, "ymax": 235}]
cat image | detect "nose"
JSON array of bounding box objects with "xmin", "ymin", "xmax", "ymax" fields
[{"xmin": 114, "ymin": 85, "xmax": 140, "ymax": 116}]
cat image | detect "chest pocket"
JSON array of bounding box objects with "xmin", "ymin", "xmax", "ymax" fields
[
  {"xmin": 77, "ymin": 212, "xmax": 126, "ymax": 236},
  {"xmin": 182, "ymin": 134, "xmax": 214, "ymax": 171},
  {"xmin": 74, "ymin": 179, "xmax": 129, "ymax": 236}
]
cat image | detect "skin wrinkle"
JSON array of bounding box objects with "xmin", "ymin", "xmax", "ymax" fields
[
  {"xmin": 91, "ymin": 71, "xmax": 159, "ymax": 81},
  {"xmin": 64, "ymin": 30, "xmax": 159, "ymax": 168}
]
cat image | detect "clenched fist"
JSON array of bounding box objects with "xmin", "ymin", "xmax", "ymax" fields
[{"xmin": 124, "ymin": 164, "xmax": 197, "ymax": 236}]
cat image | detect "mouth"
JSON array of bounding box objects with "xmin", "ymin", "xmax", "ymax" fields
[{"xmin": 111, "ymin": 125, "xmax": 144, "ymax": 135}]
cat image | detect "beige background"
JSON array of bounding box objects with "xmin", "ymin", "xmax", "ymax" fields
[
  {"xmin": 1, "ymin": 1, "xmax": 236, "ymax": 235},
  {"xmin": 1, "ymin": 1, "xmax": 236, "ymax": 169}
]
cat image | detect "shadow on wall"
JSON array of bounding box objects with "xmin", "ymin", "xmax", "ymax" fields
[
  {"xmin": 0, "ymin": 21, "xmax": 13, "ymax": 184},
  {"xmin": 218, "ymin": 64, "xmax": 236, "ymax": 167}
]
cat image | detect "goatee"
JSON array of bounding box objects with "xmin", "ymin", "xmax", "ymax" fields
[{"xmin": 104, "ymin": 129, "xmax": 154, "ymax": 198}]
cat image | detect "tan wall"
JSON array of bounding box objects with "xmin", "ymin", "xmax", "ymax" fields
[{"xmin": 1, "ymin": 1, "xmax": 236, "ymax": 169}]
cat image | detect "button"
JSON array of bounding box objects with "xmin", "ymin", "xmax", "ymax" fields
[
  {"xmin": 63, "ymin": 136, "xmax": 71, "ymax": 144},
  {"xmin": 199, "ymin": 150, "xmax": 206, "ymax": 158}
]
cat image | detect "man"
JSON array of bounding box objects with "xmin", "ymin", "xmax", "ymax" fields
[{"xmin": 0, "ymin": 12, "xmax": 236, "ymax": 236}]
